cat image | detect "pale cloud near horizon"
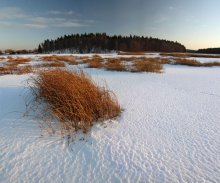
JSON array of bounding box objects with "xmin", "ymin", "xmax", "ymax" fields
[
  {"xmin": 0, "ymin": 7, "xmax": 90, "ymax": 29},
  {"xmin": 168, "ymin": 6, "xmax": 175, "ymax": 10},
  {"xmin": 0, "ymin": 7, "xmax": 26, "ymax": 19},
  {"xmin": 47, "ymin": 10, "xmax": 75, "ymax": 16}
]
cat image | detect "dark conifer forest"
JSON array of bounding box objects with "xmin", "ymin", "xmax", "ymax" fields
[
  {"xmin": 38, "ymin": 33, "xmax": 186, "ymax": 53},
  {"xmin": 197, "ymin": 47, "xmax": 220, "ymax": 54}
]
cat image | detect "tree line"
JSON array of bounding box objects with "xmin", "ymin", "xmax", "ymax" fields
[
  {"xmin": 38, "ymin": 33, "xmax": 186, "ymax": 53},
  {"xmin": 197, "ymin": 47, "xmax": 220, "ymax": 54}
]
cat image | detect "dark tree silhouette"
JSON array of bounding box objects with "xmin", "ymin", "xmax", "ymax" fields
[
  {"xmin": 38, "ymin": 45, "xmax": 43, "ymax": 53},
  {"xmin": 39, "ymin": 33, "xmax": 186, "ymax": 53},
  {"xmin": 197, "ymin": 48, "xmax": 220, "ymax": 54}
]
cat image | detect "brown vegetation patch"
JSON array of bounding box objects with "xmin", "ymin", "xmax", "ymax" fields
[
  {"xmin": 29, "ymin": 70, "xmax": 121, "ymax": 133},
  {"xmin": 0, "ymin": 67, "xmax": 11, "ymax": 75},
  {"xmin": 173, "ymin": 58, "xmax": 220, "ymax": 67},
  {"xmin": 174, "ymin": 58, "xmax": 201, "ymax": 66},
  {"xmin": 202, "ymin": 62, "xmax": 220, "ymax": 67},
  {"xmin": 35, "ymin": 62, "xmax": 65, "ymax": 68},
  {"xmin": 87, "ymin": 55, "xmax": 104, "ymax": 68},
  {"xmin": 41, "ymin": 55, "xmax": 77, "ymax": 65},
  {"xmin": 118, "ymin": 51, "xmax": 146, "ymax": 55},
  {"xmin": 17, "ymin": 66, "xmax": 33, "ymax": 75},
  {"xmin": 160, "ymin": 52, "xmax": 220, "ymax": 59},
  {"xmin": 187, "ymin": 53, "xmax": 220, "ymax": 58},
  {"xmin": 7, "ymin": 57, "xmax": 31, "ymax": 64},
  {"xmin": 132, "ymin": 60, "xmax": 163, "ymax": 73},
  {"xmin": 160, "ymin": 53, "xmax": 188, "ymax": 58},
  {"xmin": 105, "ymin": 58, "xmax": 126, "ymax": 71},
  {"xmin": 0, "ymin": 57, "xmax": 31, "ymax": 75}
]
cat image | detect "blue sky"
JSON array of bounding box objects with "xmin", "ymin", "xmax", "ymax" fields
[{"xmin": 0, "ymin": 0, "xmax": 220, "ymax": 50}]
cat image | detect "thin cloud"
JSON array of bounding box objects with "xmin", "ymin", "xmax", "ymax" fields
[
  {"xmin": 168, "ymin": 6, "xmax": 175, "ymax": 10},
  {"xmin": 0, "ymin": 21, "xmax": 46, "ymax": 28},
  {"xmin": 0, "ymin": 7, "xmax": 92, "ymax": 29},
  {"xmin": 31, "ymin": 17, "xmax": 87, "ymax": 28},
  {"xmin": 47, "ymin": 10, "xmax": 74, "ymax": 16},
  {"xmin": 0, "ymin": 7, "xmax": 26, "ymax": 19}
]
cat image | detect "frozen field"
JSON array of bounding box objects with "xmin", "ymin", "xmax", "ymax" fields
[{"xmin": 0, "ymin": 54, "xmax": 220, "ymax": 183}]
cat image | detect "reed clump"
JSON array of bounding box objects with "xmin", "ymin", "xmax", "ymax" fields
[
  {"xmin": 132, "ymin": 60, "xmax": 163, "ymax": 73},
  {"xmin": 105, "ymin": 58, "xmax": 126, "ymax": 71},
  {"xmin": 87, "ymin": 55, "xmax": 104, "ymax": 68},
  {"xmin": 30, "ymin": 69, "xmax": 121, "ymax": 133},
  {"xmin": 42, "ymin": 55, "xmax": 77, "ymax": 65}
]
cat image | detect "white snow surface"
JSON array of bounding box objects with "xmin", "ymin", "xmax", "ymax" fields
[{"xmin": 0, "ymin": 54, "xmax": 220, "ymax": 183}]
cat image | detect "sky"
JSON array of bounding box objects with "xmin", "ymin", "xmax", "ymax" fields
[{"xmin": 0, "ymin": 0, "xmax": 220, "ymax": 50}]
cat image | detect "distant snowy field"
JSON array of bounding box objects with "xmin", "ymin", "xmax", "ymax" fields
[{"xmin": 0, "ymin": 53, "xmax": 220, "ymax": 183}]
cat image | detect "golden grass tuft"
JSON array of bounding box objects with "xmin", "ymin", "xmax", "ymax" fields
[
  {"xmin": 17, "ymin": 65, "xmax": 33, "ymax": 75},
  {"xmin": 0, "ymin": 67, "xmax": 11, "ymax": 75},
  {"xmin": 105, "ymin": 58, "xmax": 126, "ymax": 71},
  {"xmin": 0, "ymin": 57, "xmax": 31, "ymax": 75},
  {"xmin": 160, "ymin": 52, "xmax": 220, "ymax": 59},
  {"xmin": 118, "ymin": 51, "xmax": 146, "ymax": 55},
  {"xmin": 132, "ymin": 60, "xmax": 163, "ymax": 73},
  {"xmin": 35, "ymin": 61, "xmax": 65, "ymax": 68},
  {"xmin": 7, "ymin": 57, "xmax": 31, "ymax": 64},
  {"xmin": 160, "ymin": 52, "xmax": 188, "ymax": 58},
  {"xmin": 41, "ymin": 55, "xmax": 77, "ymax": 65},
  {"xmin": 202, "ymin": 62, "xmax": 220, "ymax": 67},
  {"xmin": 174, "ymin": 58, "xmax": 202, "ymax": 66},
  {"xmin": 174, "ymin": 58, "xmax": 220, "ymax": 67},
  {"xmin": 187, "ymin": 53, "xmax": 220, "ymax": 59},
  {"xmin": 87, "ymin": 55, "xmax": 104, "ymax": 68},
  {"xmin": 30, "ymin": 69, "xmax": 121, "ymax": 133}
]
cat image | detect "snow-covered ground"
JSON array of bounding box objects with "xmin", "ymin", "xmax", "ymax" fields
[{"xmin": 0, "ymin": 54, "xmax": 220, "ymax": 183}]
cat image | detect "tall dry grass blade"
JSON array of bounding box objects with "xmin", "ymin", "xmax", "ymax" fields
[{"xmin": 29, "ymin": 69, "xmax": 121, "ymax": 134}]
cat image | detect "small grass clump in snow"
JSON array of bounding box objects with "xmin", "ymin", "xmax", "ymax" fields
[
  {"xmin": 132, "ymin": 60, "xmax": 163, "ymax": 73},
  {"xmin": 0, "ymin": 57, "xmax": 31, "ymax": 75},
  {"xmin": 30, "ymin": 69, "xmax": 121, "ymax": 133},
  {"xmin": 160, "ymin": 52, "xmax": 220, "ymax": 59},
  {"xmin": 0, "ymin": 67, "xmax": 11, "ymax": 75},
  {"xmin": 35, "ymin": 62, "xmax": 65, "ymax": 69},
  {"xmin": 173, "ymin": 58, "xmax": 220, "ymax": 67},
  {"xmin": 42, "ymin": 55, "xmax": 77, "ymax": 65},
  {"xmin": 160, "ymin": 52, "xmax": 188, "ymax": 58},
  {"xmin": 17, "ymin": 65, "xmax": 33, "ymax": 75},
  {"xmin": 105, "ymin": 58, "xmax": 126, "ymax": 71},
  {"xmin": 87, "ymin": 55, "xmax": 104, "ymax": 68},
  {"xmin": 202, "ymin": 62, "xmax": 220, "ymax": 67},
  {"xmin": 118, "ymin": 51, "xmax": 146, "ymax": 55},
  {"xmin": 174, "ymin": 58, "xmax": 201, "ymax": 66}
]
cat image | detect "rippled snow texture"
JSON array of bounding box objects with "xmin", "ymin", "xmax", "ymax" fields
[{"xmin": 0, "ymin": 56, "xmax": 220, "ymax": 183}]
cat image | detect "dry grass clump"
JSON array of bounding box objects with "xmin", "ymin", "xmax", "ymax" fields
[
  {"xmin": 105, "ymin": 58, "xmax": 126, "ymax": 71},
  {"xmin": 0, "ymin": 67, "xmax": 11, "ymax": 75},
  {"xmin": 30, "ymin": 69, "xmax": 121, "ymax": 133},
  {"xmin": 118, "ymin": 51, "xmax": 146, "ymax": 55},
  {"xmin": 158, "ymin": 58, "xmax": 171, "ymax": 64},
  {"xmin": 132, "ymin": 60, "xmax": 163, "ymax": 73},
  {"xmin": 7, "ymin": 57, "xmax": 31, "ymax": 64},
  {"xmin": 173, "ymin": 58, "xmax": 220, "ymax": 67},
  {"xmin": 202, "ymin": 62, "xmax": 220, "ymax": 67},
  {"xmin": 17, "ymin": 65, "xmax": 33, "ymax": 75},
  {"xmin": 160, "ymin": 52, "xmax": 220, "ymax": 59},
  {"xmin": 0, "ymin": 57, "xmax": 31, "ymax": 75},
  {"xmin": 41, "ymin": 55, "xmax": 77, "ymax": 65},
  {"xmin": 160, "ymin": 52, "xmax": 188, "ymax": 58},
  {"xmin": 187, "ymin": 53, "xmax": 220, "ymax": 58},
  {"xmin": 174, "ymin": 58, "xmax": 201, "ymax": 66},
  {"xmin": 87, "ymin": 55, "xmax": 104, "ymax": 68},
  {"xmin": 35, "ymin": 62, "xmax": 65, "ymax": 68}
]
